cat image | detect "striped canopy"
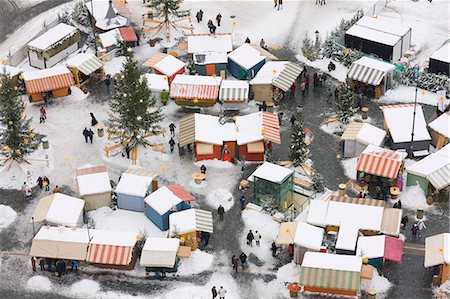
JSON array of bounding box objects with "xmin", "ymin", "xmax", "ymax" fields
[
  {"xmin": 357, "ymin": 146, "xmax": 406, "ymax": 179},
  {"xmin": 330, "ymin": 195, "xmax": 385, "ymax": 207},
  {"xmin": 86, "ymin": 243, "xmax": 133, "ymax": 265},
  {"xmin": 195, "ymin": 209, "xmax": 213, "ymax": 233},
  {"xmin": 24, "ymin": 71, "xmax": 74, "ymax": 95},
  {"xmin": 347, "ymin": 57, "xmax": 395, "ymax": 86},
  {"xmin": 179, "ymin": 114, "xmax": 195, "ymax": 147},
  {"xmin": 273, "ymin": 62, "xmax": 303, "ymax": 92},
  {"xmin": 67, "ymin": 54, "xmax": 104, "ymax": 76},
  {"xmin": 427, "ymin": 164, "xmax": 450, "ymax": 190},
  {"xmin": 262, "ymin": 112, "xmax": 281, "ymax": 144},
  {"xmin": 143, "ymin": 53, "xmax": 168, "ymax": 68},
  {"xmin": 219, "ymin": 84, "xmax": 249, "ymax": 102},
  {"xmin": 299, "ymin": 267, "xmax": 361, "ymax": 292},
  {"xmin": 170, "ymin": 82, "xmax": 220, "ymax": 100}
]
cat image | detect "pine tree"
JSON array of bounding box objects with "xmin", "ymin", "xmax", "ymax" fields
[
  {"xmin": 265, "ymin": 149, "xmax": 278, "ymax": 163},
  {"xmin": 107, "ymin": 53, "xmax": 163, "ymax": 151},
  {"xmin": 289, "ymin": 113, "xmax": 309, "ymax": 166},
  {"xmin": 71, "ymin": 1, "xmax": 91, "ymax": 27},
  {"xmin": 0, "ymin": 73, "xmax": 40, "ymax": 163},
  {"xmin": 335, "ymin": 80, "xmax": 356, "ymax": 123},
  {"xmin": 312, "ymin": 172, "xmax": 325, "ymax": 193},
  {"xmin": 58, "ymin": 8, "xmax": 71, "ymax": 25},
  {"xmin": 301, "ymin": 33, "xmax": 316, "ymax": 61}
]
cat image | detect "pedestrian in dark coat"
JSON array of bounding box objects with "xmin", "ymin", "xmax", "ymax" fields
[
  {"xmin": 313, "ymin": 72, "xmax": 318, "ymax": 88},
  {"xmin": 245, "ymin": 37, "xmax": 251, "ymax": 43},
  {"xmin": 83, "ymin": 127, "xmax": 89, "ymax": 143},
  {"xmin": 231, "ymin": 255, "xmax": 238, "ymax": 272},
  {"xmin": 169, "ymin": 137, "xmax": 175, "ymax": 153},
  {"xmin": 278, "ymin": 0, "xmax": 283, "ymax": 10},
  {"xmin": 239, "ymin": 252, "xmax": 248, "ymax": 270},
  {"xmin": 218, "ymin": 205, "xmax": 225, "ymax": 221},
  {"xmin": 411, "ymin": 223, "xmax": 418, "ymax": 241},
  {"xmin": 401, "ymin": 215, "xmax": 408, "ymax": 229},
  {"xmin": 199, "ymin": 9, "xmax": 204, "ymax": 21},
  {"xmin": 105, "ymin": 75, "xmax": 111, "ymax": 92},
  {"xmin": 271, "ymin": 242, "xmax": 278, "ymax": 257},
  {"xmin": 246, "ymin": 230, "xmax": 254, "ymax": 246},
  {"xmin": 43, "ymin": 176, "xmax": 50, "ymax": 191},
  {"xmin": 212, "ymin": 286, "xmax": 218, "ymax": 298},
  {"xmin": 39, "ymin": 258, "xmax": 45, "ymax": 271},
  {"xmin": 90, "ymin": 112, "xmax": 98, "ymax": 126},
  {"xmin": 200, "ymin": 164, "xmax": 207, "ymax": 174},
  {"xmin": 290, "ymin": 115, "xmax": 296, "ymax": 126},
  {"xmin": 56, "ymin": 259, "xmax": 64, "ymax": 277},
  {"xmin": 169, "ymin": 123, "xmax": 176, "ymax": 137},
  {"xmin": 240, "ymin": 195, "xmax": 246, "ymax": 210},
  {"xmin": 31, "ymin": 257, "xmax": 36, "ymax": 272},
  {"xmin": 261, "ymin": 101, "xmax": 267, "ymax": 111},
  {"xmin": 273, "ymin": 0, "xmax": 277, "ymax": 9},
  {"xmin": 393, "ymin": 200, "xmax": 402, "ymax": 209},
  {"xmin": 207, "ymin": 20, "xmax": 214, "ymax": 33},
  {"xmin": 36, "ymin": 176, "xmax": 43, "ymax": 189},
  {"xmin": 70, "ymin": 260, "xmax": 78, "ymax": 272},
  {"xmin": 216, "ymin": 13, "xmax": 222, "ymax": 26},
  {"xmin": 88, "ymin": 129, "xmax": 94, "ymax": 143},
  {"xmin": 196, "ymin": 10, "xmax": 202, "ymax": 23}
]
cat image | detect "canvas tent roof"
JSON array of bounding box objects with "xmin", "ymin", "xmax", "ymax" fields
[
  {"xmin": 275, "ymin": 222, "xmax": 298, "ymax": 245},
  {"xmin": 425, "ymin": 233, "xmax": 450, "ymax": 267},
  {"xmin": 143, "ymin": 53, "xmax": 169, "ymax": 68},
  {"xmin": 219, "ymin": 80, "xmax": 249, "ymax": 101},
  {"xmin": 294, "ymin": 222, "xmax": 324, "ymax": 251},
  {"xmin": 248, "ymin": 44, "xmax": 279, "ymax": 61},
  {"xmin": 306, "ymin": 200, "xmax": 329, "ymax": 227},
  {"xmin": 272, "ymin": 62, "xmax": 303, "ymax": 92},
  {"xmin": 429, "ymin": 111, "xmax": 450, "ymax": 138},
  {"xmin": 380, "ymin": 208, "xmax": 403, "ymax": 236},
  {"xmin": 356, "ymin": 235, "xmax": 403, "ymax": 263},
  {"xmin": 348, "ymin": 57, "xmax": 396, "ymax": 86},
  {"xmin": 330, "ymin": 195, "xmax": 386, "ymax": 207},
  {"xmin": 76, "ymin": 165, "xmax": 111, "ymax": 196},
  {"xmin": 430, "ymin": 42, "xmax": 450, "ymax": 64},
  {"xmin": 144, "ymin": 73, "xmax": 169, "ymax": 92},
  {"xmin": 336, "ymin": 225, "xmax": 359, "ymax": 251},
  {"xmin": 179, "ymin": 114, "xmax": 195, "ymax": 147},
  {"xmin": 248, "ymin": 162, "xmax": 293, "ymax": 184},
  {"xmin": 99, "ymin": 29, "xmax": 121, "ymax": 48},
  {"xmin": 227, "ymin": 43, "xmax": 265, "ymax": 70},
  {"xmin": 235, "ymin": 112, "xmax": 281, "ymax": 144},
  {"xmin": 153, "ymin": 55, "xmax": 185, "ymax": 77},
  {"xmin": 346, "ymin": 25, "xmax": 400, "ymax": 47},
  {"xmin": 194, "ymin": 51, "xmax": 228, "ymax": 64},
  {"xmin": 381, "ymin": 104, "xmax": 431, "ymax": 143},
  {"xmin": 30, "ymin": 193, "xmax": 84, "ymax": 227},
  {"xmin": 28, "ymin": 23, "xmax": 78, "ymax": 51},
  {"xmin": 115, "ymin": 169, "xmax": 156, "ymax": 197},
  {"xmin": 66, "ymin": 53, "xmax": 104, "ymax": 76},
  {"xmin": 249, "ymin": 61, "xmax": 287, "ymax": 85},
  {"xmin": 356, "ymin": 16, "xmax": 411, "ymax": 37},
  {"xmin": 357, "ymin": 144, "xmax": 407, "ymax": 179},
  {"xmin": 140, "ymin": 238, "xmax": 180, "ymax": 268},
  {"xmin": 169, "ymin": 208, "xmax": 213, "ymax": 236},
  {"xmin": 194, "ymin": 114, "xmax": 236, "ymax": 145},
  {"xmin": 22, "ymin": 66, "xmax": 74, "ymax": 94},
  {"xmin": 170, "ymin": 75, "xmax": 221, "ymax": 100},
  {"xmin": 187, "ymin": 33, "xmax": 233, "ymax": 54},
  {"xmin": 341, "ymin": 122, "xmax": 386, "ymax": 146},
  {"xmin": 301, "ymin": 252, "xmax": 362, "ymax": 272}
]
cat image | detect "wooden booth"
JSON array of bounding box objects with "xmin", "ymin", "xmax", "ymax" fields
[
  {"xmin": 170, "ymin": 74, "xmax": 221, "ymax": 107},
  {"xmin": 425, "ymin": 233, "xmax": 450, "ymax": 284},
  {"xmin": 115, "ymin": 169, "xmax": 158, "ymax": 212},
  {"xmin": 428, "ymin": 111, "xmax": 450, "ymax": 150},
  {"xmin": 66, "ymin": 53, "xmax": 104, "ymax": 88},
  {"xmin": 429, "ymin": 42, "xmax": 449, "ymax": 76},
  {"xmin": 75, "ymin": 165, "xmax": 112, "ymax": 211},
  {"xmin": 340, "ymin": 121, "xmax": 386, "ymax": 158},
  {"xmin": 144, "ymin": 53, "xmax": 185, "ymax": 84},
  {"xmin": 219, "ymin": 80, "xmax": 249, "ymax": 110}
]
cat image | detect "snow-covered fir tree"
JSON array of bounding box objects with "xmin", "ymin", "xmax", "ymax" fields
[
  {"xmin": 289, "ymin": 113, "xmax": 309, "ymax": 166},
  {"xmin": 58, "ymin": 8, "xmax": 71, "ymax": 25},
  {"xmin": 107, "ymin": 52, "xmax": 163, "ymax": 151},
  {"xmin": 301, "ymin": 33, "xmax": 316, "ymax": 61},
  {"xmin": 0, "ymin": 73, "xmax": 40, "ymax": 163},
  {"xmin": 71, "ymin": 1, "xmax": 91, "ymax": 27},
  {"xmin": 312, "ymin": 172, "xmax": 325, "ymax": 193},
  {"xmin": 147, "ymin": 0, "xmax": 190, "ymax": 18},
  {"xmin": 335, "ymin": 80, "xmax": 356, "ymax": 123}
]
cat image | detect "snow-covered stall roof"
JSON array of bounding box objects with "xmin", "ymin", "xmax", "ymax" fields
[
  {"xmin": 431, "ymin": 43, "xmax": 450, "ymax": 63},
  {"xmin": 144, "ymin": 73, "xmax": 169, "ymax": 92},
  {"xmin": 194, "ymin": 52, "xmax": 228, "ymax": 65},
  {"xmin": 22, "ymin": 65, "xmax": 72, "ymax": 81},
  {"xmin": 235, "ymin": 112, "xmax": 281, "ymax": 144},
  {"xmin": 86, "ymin": 0, "xmax": 129, "ymax": 31},
  {"xmin": 153, "ymin": 55, "xmax": 185, "ymax": 77},
  {"xmin": 89, "ymin": 229, "xmax": 138, "ymax": 247},
  {"xmin": 275, "ymin": 222, "xmax": 298, "ymax": 245},
  {"xmin": 66, "ymin": 53, "xmax": 104, "ymax": 76},
  {"xmin": 294, "ymin": 222, "xmax": 324, "ymax": 251},
  {"xmin": 99, "ymin": 29, "xmax": 121, "ymax": 48},
  {"xmin": 327, "ymin": 200, "xmax": 384, "ymax": 231},
  {"xmin": 381, "ymin": 104, "xmax": 431, "ymax": 143},
  {"xmin": 170, "ymin": 75, "xmax": 222, "ymax": 100},
  {"xmin": 348, "ymin": 56, "xmax": 396, "ymax": 86},
  {"xmin": 249, "ymin": 61, "xmax": 288, "ymax": 85},
  {"xmin": 272, "ymin": 62, "xmax": 303, "ymax": 92},
  {"xmin": 30, "ymin": 193, "xmax": 84, "ymax": 227},
  {"xmin": 144, "ymin": 186, "xmax": 183, "ymax": 215},
  {"xmin": 0, "ymin": 65, "xmax": 21, "ymax": 77},
  {"xmin": 301, "ymin": 252, "xmax": 362, "ymax": 272},
  {"xmin": 194, "ymin": 114, "xmax": 236, "ymax": 145},
  {"xmin": 356, "ymin": 235, "xmax": 403, "ymax": 263},
  {"xmin": 227, "ymin": 43, "xmax": 265, "ymax": 70},
  {"xmin": 357, "ymin": 144, "xmax": 407, "ymax": 179},
  {"xmin": 28, "ymin": 23, "xmax": 78, "ymax": 51},
  {"xmin": 425, "ymin": 233, "xmax": 450, "ymax": 267},
  {"xmin": 341, "ymin": 121, "xmax": 386, "ymax": 146},
  {"xmin": 346, "ymin": 25, "xmax": 400, "ymax": 47},
  {"xmin": 140, "ymin": 237, "xmax": 180, "ymax": 268},
  {"xmin": 76, "ymin": 165, "xmax": 111, "ymax": 196},
  {"xmin": 219, "ymin": 80, "xmax": 249, "ymax": 101},
  {"xmin": 115, "ymin": 169, "xmax": 156, "ymax": 198},
  {"xmin": 429, "ymin": 111, "xmax": 450, "ymax": 138},
  {"xmin": 336, "ymin": 225, "xmax": 359, "ymax": 251},
  {"xmin": 248, "ymin": 162, "xmax": 293, "ymax": 184},
  {"xmin": 187, "ymin": 33, "xmax": 233, "ymax": 54},
  {"xmin": 169, "ymin": 209, "xmax": 213, "ymax": 236},
  {"xmin": 356, "ymin": 16, "xmax": 411, "ymax": 37},
  {"xmin": 22, "ymin": 66, "xmax": 75, "ymax": 94},
  {"xmin": 306, "ymin": 200, "xmax": 329, "ymax": 227}
]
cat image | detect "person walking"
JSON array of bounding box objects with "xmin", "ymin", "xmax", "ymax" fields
[
  {"xmin": 254, "ymin": 231, "xmax": 261, "ymax": 246},
  {"xmin": 411, "ymin": 222, "xmax": 418, "ymax": 241},
  {"xmin": 393, "ymin": 200, "xmax": 402, "ymax": 209},
  {"xmin": 240, "ymin": 195, "xmax": 246, "ymax": 210},
  {"xmin": 260, "ymin": 38, "xmax": 267, "ymax": 50},
  {"xmin": 200, "ymin": 164, "xmax": 207, "ymax": 174},
  {"xmin": 207, "ymin": 20, "xmax": 214, "ymax": 33},
  {"xmin": 36, "ymin": 176, "xmax": 43, "ymax": 189},
  {"xmin": 401, "ymin": 215, "xmax": 409, "ymax": 230},
  {"xmin": 52, "ymin": 185, "xmax": 61, "ymax": 194},
  {"xmin": 169, "ymin": 137, "xmax": 175, "ymax": 153},
  {"xmin": 218, "ymin": 286, "xmax": 227, "ymax": 299},
  {"xmin": 199, "ymin": 9, "xmax": 204, "ymax": 21},
  {"xmin": 70, "ymin": 260, "xmax": 78, "ymax": 272},
  {"xmin": 245, "ymin": 37, "xmax": 251, "ymax": 43},
  {"xmin": 196, "ymin": 10, "xmax": 202, "ymax": 23},
  {"xmin": 83, "ymin": 127, "xmax": 89, "ymax": 143},
  {"xmin": 43, "ymin": 176, "xmax": 50, "ymax": 191},
  {"xmin": 218, "ymin": 204, "xmax": 225, "ymax": 221},
  {"xmin": 277, "ymin": 0, "xmax": 283, "ymax": 10},
  {"xmin": 246, "ymin": 230, "xmax": 254, "ymax": 246},
  {"xmin": 273, "ymin": 0, "xmax": 277, "ymax": 9},
  {"xmin": 216, "ymin": 13, "xmax": 222, "ymax": 26},
  {"xmin": 169, "ymin": 123, "xmax": 176, "ymax": 137},
  {"xmin": 231, "ymin": 255, "xmax": 239, "ymax": 273},
  {"xmin": 105, "ymin": 75, "xmax": 111, "ymax": 93},
  {"xmin": 240, "ymin": 156, "xmax": 246, "ymax": 171},
  {"xmin": 39, "ymin": 258, "xmax": 45, "ymax": 271},
  {"xmin": 300, "ymin": 80, "xmax": 306, "ymax": 96},
  {"xmin": 290, "ymin": 115, "xmax": 296, "ymax": 127},
  {"xmin": 39, "ymin": 107, "xmax": 47, "ymax": 123},
  {"xmin": 88, "ymin": 129, "xmax": 94, "ymax": 143},
  {"xmin": 239, "ymin": 252, "xmax": 248, "ymax": 270},
  {"xmin": 31, "ymin": 257, "xmax": 36, "ymax": 272},
  {"xmin": 22, "ymin": 182, "xmax": 32, "ymax": 198},
  {"xmin": 417, "ymin": 219, "xmax": 426, "ymax": 238},
  {"xmin": 271, "ymin": 242, "xmax": 278, "ymax": 257},
  {"xmin": 212, "ymin": 286, "xmax": 218, "ymax": 299},
  {"xmin": 90, "ymin": 112, "xmax": 98, "ymax": 127}
]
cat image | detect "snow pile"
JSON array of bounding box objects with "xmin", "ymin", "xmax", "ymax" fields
[
  {"xmin": 70, "ymin": 279, "xmax": 101, "ymax": 297},
  {"xmin": 205, "ymin": 189, "xmax": 234, "ymax": 211},
  {"xmin": 396, "ymin": 184, "xmax": 430, "ymax": 211},
  {"xmin": 252, "ymin": 263, "xmax": 300, "ymax": 299},
  {"xmin": 379, "ymin": 86, "xmax": 439, "ymax": 107},
  {"xmin": 26, "ymin": 276, "xmax": 52, "ymax": 292},
  {"xmin": 277, "ymin": 262, "xmax": 301, "ymax": 283},
  {"xmin": 296, "ymin": 53, "xmax": 348, "ymax": 82},
  {"xmin": 240, "ymin": 209, "xmax": 280, "ymax": 266},
  {"xmin": 194, "ymin": 159, "xmax": 235, "ymax": 169},
  {"xmin": 341, "ymin": 157, "xmax": 358, "ymax": 180},
  {"xmin": 177, "ymin": 250, "xmax": 214, "ymax": 276},
  {"xmin": 320, "ymin": 120, "xmax": 345, "ymax": 136},
  {"xmin": 0, "ymin": 205, "xmax": 17, "ymax": 231},
  {"xmin": 103, "ymin": 56, "xmax": 126, "ymax": 76},
  {"xmin": 434, "ymin": 280, "xmax": 450, "ymax": 299},
  {"xmin": 361, "ymin": 267, "xmax": 393, "ymax": 298},
  {"xmin": 88, "ymin": 207, "xmax": 167, "ymax": 238}
]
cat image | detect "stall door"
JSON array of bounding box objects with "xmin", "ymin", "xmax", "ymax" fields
[{"xmin": 205, "ymin": 64, "xmax": 216, "ymax": 76}]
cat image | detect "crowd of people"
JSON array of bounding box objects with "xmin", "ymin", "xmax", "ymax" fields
[{"xmin": 31, "ymin": 257, "xmax": 78, "ymax": 277}]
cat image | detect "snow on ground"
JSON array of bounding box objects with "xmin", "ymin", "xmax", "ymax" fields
[
  {"xmin": 0, "ymin": 205, "xmax": 17, "ymax": 231},
  {"xmin": 26, "ymin": 275, "xmax": 53, "ymax": 292},
  {"xmin": 177, "ymin": 250, "xmax": 214, "ymax": 276},
  {"xmin": 361, "ymin": 267, "xmax": 393, "ymax": 298},
  {"xmin": 88, "ymin": 207, "xmax": 167, "ymax": 238},
  {"xmin": 378, "ymin": 86, "xmax": 439, "ymax": 107},
  {"xmin": 103, "ymin": 56, "xmax": 126, "ymax": 77},
  {"xmin": 341, "ymin": 157, "xmax": 357, "ymax": 180},
  {"xmin": 205, "ymin": 188, "xmax": 234, "ymax": 211},
  {"xmin": 194, "ymin": 159, "xmax": 234, "ymax": 169},
  {"xmin": 240, "ymin": 209, "xmax": 280, "ymax": 267},
  {"xmin": 70, "ymin": 279, "xmax": 101, "ymax": 297},
  {"xmin": 296, "ymin": 53, "xmax": 348, "ymax": 82},
  {"xmin": 434, "ymin": 280, "xmax": 450, "ymax": 299},
  {"xmin": 394, "ymin": 184, "xmax": 431, "ymax": 212},
  {"xmin": 252, "ymin": 262, "xmax": 301, "ymax": 299},
  {"xmin": 320, "ymin": 120, "xmax": 345, "ymax": 136}
]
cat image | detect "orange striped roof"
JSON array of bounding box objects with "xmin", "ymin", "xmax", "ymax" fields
[
  {"xmin": 262, "ymin": 112, "xmax": 281, "ymax": 144},
  {"xmin": 119, "ymin": 26, "xmax": 138, "ymax": 43},
  {"xmin": 143, "ymin": 53, "xmax": 168, "ymax": 67},
  {"xmin": 23, "ymin": 67, "xmax": 74, "ymax": 94}
]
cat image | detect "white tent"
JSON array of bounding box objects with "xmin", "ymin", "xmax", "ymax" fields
[
  {"xmin": 140, "ymin": 237, "xmax": 180, "ymax": 268},
  {"xmin": 294, "ymin": 222, "xmax": 324, "ymax": 251},
  {"xmin": 425, "ymin": 233, "xmax": 450, "ymax": 268},
  {"xmin": 169, "ymin": 209, "xmax": 213, "ymax": 236},
  {"xmin": 248, "ymin": 162, "xmax": 293, "ymax": 183},
  {"xmin": 301, "ymin": 252, "xmax": 362, "ymax": 272},
  {"xmin": 341, "ymin": 122, "xmax": 386, "ymax": 158}
]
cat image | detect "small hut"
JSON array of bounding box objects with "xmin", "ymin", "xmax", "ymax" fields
[
  {"xmin": 250, "ymin": 61, "xmax": 288, "ymax": 102},
  {"xmin": 293, "ymin": 222, "xmax": 325, "ymax": 264},
  {"xmin": 29, "ymin": 193, "xmax": 85, "ymax": 227},
  {"xmin": 27, "ymin": 23, "xmax": 80, "ymax": 69},
  {"xmin": 75, "ymin": 165, "xmax": 112, "ymax": 211},
  {"xmin": 424, "ymin": 233, "xmax": 450, "ymax": 284},
  {"xmin": 22, "ymin": 66, "xmax": 75, "ymax": 102},
  {"xmin": 169, "ymin": 209, "xmax": 213, "ymax": 250},
  {"xmin": 115, "ymin": 169, "xmax": 158, "ymax": 212},
  {"xmin": 118, "ymin": 27, "xmax": 138, "ymax": 47},
  {"xmin": 140, "ymin": 237, "xmax": 180, "ymax": 273},
  {"xmin": 66, "ymin": 53, "xmax": 104, "ymax": 88},
  {"xmin": 144, "ymin": 53, "xmax": 185, "ymax": 83},
  {"xmin": 144, "ymin": 185, "xmax": 194, "ymax": 231},
  {"xmin": 356, "ymin": 235, "xmax": 403, "ymax": 266},
  {"xmin": 98, "ymin": 29, "xmax": 121, "ymax": 53},
  {"xmin": 248, "ymin": 162, "xmax": 294, "ymax": 211},
  {"xmin": 381, "ymin": 104, "xmax": 431, "ymax": 155},
  {"xmin": 86, "ymin": 0, "xmax": 129, "ymax": 32},
  {"xmin": 170, "ymin": 75, "xmax": 222, "ymax": 107},
  {"xmin": 347, "ymin": 57, "xmax": 396, "ymax": 99},
  {"xmin": 219, "ymin": 80, "xmax": 249, "ymax": 110},
  {"xmin": 227, "ymin": 44, "xmax": 266, "ymax": 79},
  {"xmin": 144, "ymin": 73, "xmax": 169, "ymax": 96},
  {"xmin": 340, "ymin": 122, "xmax": 386, "ymax": 158},
  {"xmin": 428, "ymin": 111, "xmax": 450, "ymax": 149},
  {"xmin": 429, "ymin": 42, "xmax": 450, "ymax": 76}
]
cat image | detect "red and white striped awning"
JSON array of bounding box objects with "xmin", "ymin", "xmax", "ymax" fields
[
  {"xmin": 23, "ymin": 66, "xmax": 74, "ymax": 95},
  {"xmin": 86, "ymin": 243, "xmax": 133, "ymax": 265},
  {"xmin": 262, "ymin": 112, "xmax": 281, "ymax": 144},
  {"xmin": 170, "ymin": 76, "xmax": 220, "ymax": 100},
  {"xmin": 357, "ymin": 145, "xmax": 407, "ymax": 179}
]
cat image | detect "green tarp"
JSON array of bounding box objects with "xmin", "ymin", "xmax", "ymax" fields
[{"xmin": 299, "ymin": 266, "xmax": 361, "ymax": 291}]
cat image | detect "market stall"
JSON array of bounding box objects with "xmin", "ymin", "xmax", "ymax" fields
[
  {"xmin": 356, "ymin": 235, "xmax": 403, "ymax": 266},
  {"xmin": 169, "ymin": 208, "xmax": 213, "ymax": 250},
  {"xmin": 340, "ymin": 121, "xmax": 386, "ymax": 158},
  {"xmin": 219, "ymin": 80, "xmax": 249, "ymax": 110},
  {"xmin": 66, "ymin": 53, "xmax": 104, "ymax": 88},
  {"xmin": 425, "ymin": 233, "xmax": 450, "ymax": 284},
  {"xmin": 429, "ymin": 42, "xmax": 449, "ymax": 76},
  {"xmin": 75, "ymin": 165, "xmax": 112, "ymax": 211},
  {"xmin": 227, "ymin": 43, "xmax": 266, "ymax": 79},
  {"xmin": 428, "ymin": 111, "xmax": 450, "ymax": 149},
  {"xmin": 170, "ymin": 75, "xmax": 222, "ymax": 107},
  {"xmin": 140, "ymin": 237, "xmax": 180, "ymax": 273},
  {"xmin": 115, "ymin": 169, "xmax": 158, "ymax": 212}
]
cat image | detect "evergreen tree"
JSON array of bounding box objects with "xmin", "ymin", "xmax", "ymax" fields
[
  {"xmin": 0, "ymin": 73, "xmax": 40, "ymax": 163},
  {"xmin": 301, "ymin": 33, "xmax": 316, "ymax": 61},
  {"xmin": 289, "ymin": 113, "xmax": 309, "ymax": 166},
  {"xmin": 58, "ymin": 8, "xmax": 71, "ymax": 25},
  {"xmin": 335, "ymin": 80, "xmax": 356, "ymax": 123},
  {"xmin": 71, "ymin": 1, "xmax": 91, "ymax": 27},
  {"xmin": 265, "ymin": 149, "xmax": 278, "ymax": 163},
  {"xmin": 107, "ymin": 53, "xmax": 163, "ymax": 151},
  {"xmin": 312, "ymin": 172, "xmax": 325, "ymax": 193}
]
